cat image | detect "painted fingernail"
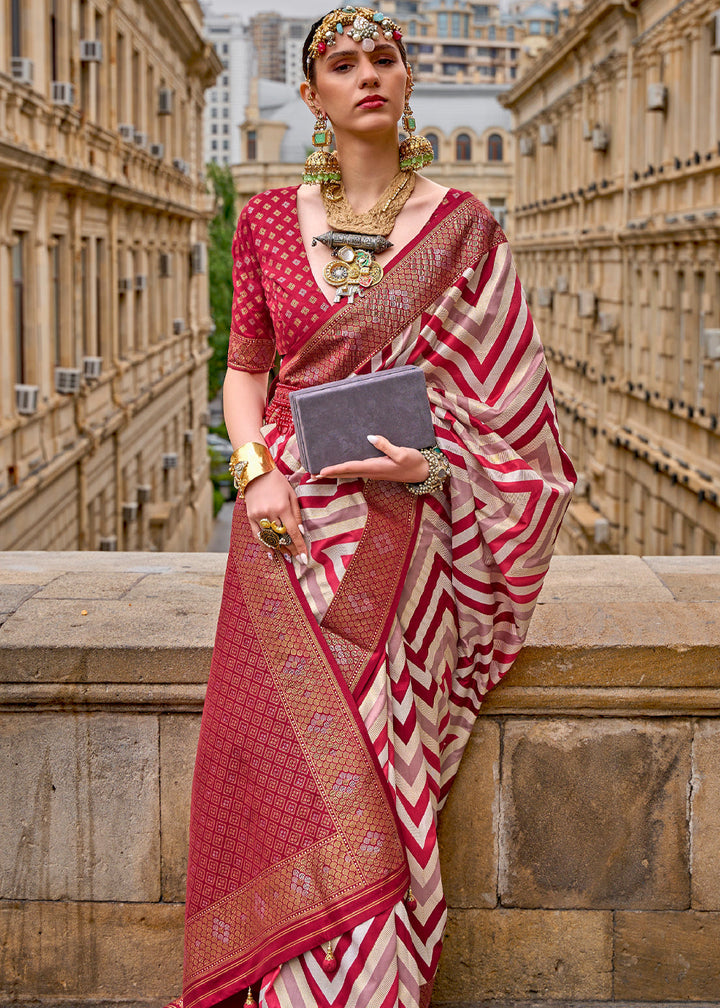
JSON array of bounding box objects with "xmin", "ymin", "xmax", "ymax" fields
[
  {"xmin": 299, "ymin": 553, "xmax": 308, "ymax": 565},
  {"xmin": 367, "ymin": 434, "xmax": 379, "ymax": 444},
  {"xmin": 298, "ymin": 523, "xmax": 306, "ymax": 535}
]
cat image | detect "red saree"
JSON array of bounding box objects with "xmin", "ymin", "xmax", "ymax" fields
[{"xmin": 179, "ymin": 187, "xmax": 575, "ymax": 1008}]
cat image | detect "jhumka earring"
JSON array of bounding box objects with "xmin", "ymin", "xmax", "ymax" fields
[
  {"xmin": 398, "ymin": 71, "xmax": 434, "ymax": 171},
  {"xmin": 303, "ymin": 109, "xmax": 341, "ymax": 185}
]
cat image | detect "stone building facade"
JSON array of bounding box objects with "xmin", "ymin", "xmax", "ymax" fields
[
  {"xmin": 0, "ymin": 0, "xmax": 221, "ymax": 551},
  {"xmin": 503, "ymin": 0, "xmax": 720, "ymax": 555}
]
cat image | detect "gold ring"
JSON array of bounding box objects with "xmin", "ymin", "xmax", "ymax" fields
[{"xmin": 258, "ymin": 518, "xmax": 292, "ymax": 550}]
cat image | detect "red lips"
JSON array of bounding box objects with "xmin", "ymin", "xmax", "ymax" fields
[{"xmin": 357, "ymin": 95, "xmax": 387, "ymax": 108}]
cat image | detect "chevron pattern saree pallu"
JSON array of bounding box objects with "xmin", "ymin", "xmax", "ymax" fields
[{"xmin": 178, "ymin": 188, "xmax": 576, "ymax": 1008}]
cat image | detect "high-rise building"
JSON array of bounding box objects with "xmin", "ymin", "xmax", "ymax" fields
[
  {"xmin": 204, "ymin": 14, "xmax": 253, "ymax": 166},
  {"xmin": 503, "ymin": 0, "xmax": 720, "ymax": 555},
  {"xmin": 379, "ymin": 0, "xmax": 558, "ymax": 84},
  {"xmin": 0, "ymin": 0, "xmax": 221, "ymax": 551}
]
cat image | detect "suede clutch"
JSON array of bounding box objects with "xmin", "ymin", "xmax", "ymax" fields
[{"xmin": 288, "ymin": 366, "xmax": 436, "ymax": 474}]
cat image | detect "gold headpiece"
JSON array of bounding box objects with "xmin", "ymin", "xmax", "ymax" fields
[{"xmin": 306, "ymin": 6, "xmax": 403, "ymax": 76}]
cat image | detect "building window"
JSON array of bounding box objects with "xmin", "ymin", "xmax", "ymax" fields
[
  {"xmin": 455, "ymin": 133, "xmax": 471, "ymax": 161},
  {"xmin": 222, "ymin": 107, "xmax": 229, "ymax": 118},
  {"xmin": 211, "ymin": 107, "xmax": 217, "ymax": 118},
  {"xmin": 222, "ymin": 43, "xmax": 228, "ymax": 55},
  {"xmin": 419, "ymin": 63, "xmax": 434, "ymax": 73},
  {"xmin": 211, "ymin": 123, "xmax": 217, "ymax": 134},
  {"xmin": 443, "ymin": 45, "xmax": 466, "ymax": 57},
  {"xmin": 409, "ymin": 20, "xmax": 416, "ymax": 33},
  {"xmin": 211, "ymin": 140, "xmax": 218, "ymax": 151},
  {"xmin": 223, "ymin": 91, "xmax": 229, "ymax": 101},
  {"xmin": 222, "ymin": 140, "xmax": 229, "ymax": 151},
  {"xmin": 222, "ymin": 124, "xmax": 228, "ymax": 134},
  {"xmin": 425, "ymin": 132, "xmax": 440, "ymax": 160},
  {"xmin": 419, "ymin": 43, "xmax": 434, "ymax": 53},
  {"xmin": 488, "ymin": 25, "xmax": 496, "ymax": 39},
  {"xmin": 437, "ymin": 13, "xmax": 448, "ymax": 35},
  {"xmin": 13, "ymin": 233, "xmax": 26, "ymax": 384},
  {"xmin": 507, "ymin": 26, "xmax": 515, "ymax": 40},
  {"xmin": 50, "ymin": 239, "xmax": 62, "ymax": 366},
  {"xmin": 529, "ymin": 20, "xmax": 541, "ymax": 34},
  {"xmin": 488, "ymin": 133, "xmax": 503, "ymax": 161},
  {"xmin": 247, "ymin": 129, "xmax": 257, "ymax": 160},
  {"xmin": 222, "ymin": 74, "xmax": 229, "ymax": 86},
  {"xmin": 489, "ymin": 199, "xmax": 506, "ymax": 229},
  {"xmin": 11, "ymin": 0, "xmax": 22, "ymax": 58}
]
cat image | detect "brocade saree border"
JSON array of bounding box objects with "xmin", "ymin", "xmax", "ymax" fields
[{"xmin": 183, "ymin": 506, "xmax": 411, "ymax": 1007}]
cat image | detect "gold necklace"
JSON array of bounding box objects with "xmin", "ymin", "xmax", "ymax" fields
[
  {"xmin": 321, "ymin": 169, "xmax": 416, "ymax": 235},
  {"xmin": 315, "ymin": 169, "xmax": 416, "ymax": 304}
]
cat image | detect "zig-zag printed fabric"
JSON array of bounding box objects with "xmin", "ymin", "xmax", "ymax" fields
[{"xmin": 175, "ymin": 188, "xmax": 576, "ymax": 1008}]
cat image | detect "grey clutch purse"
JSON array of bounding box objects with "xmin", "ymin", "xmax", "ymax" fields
[{"xmin": 288, "ymin": 365, "xmax": 435, "ymax": 474}]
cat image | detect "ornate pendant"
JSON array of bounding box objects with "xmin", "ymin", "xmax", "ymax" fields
[{"xmin": 322, "ymin": 244, "xmax": 383, "ymax": 304}]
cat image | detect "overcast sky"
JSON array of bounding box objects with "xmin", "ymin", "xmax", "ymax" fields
[{"xmin": 206, "ymin": 0, "xmax": 325, "ymax": 17}]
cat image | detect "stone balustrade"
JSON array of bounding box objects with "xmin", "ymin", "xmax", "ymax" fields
[{"xmin": 1, "ymin": 552, "xmax": 719, "ymax": 1006}]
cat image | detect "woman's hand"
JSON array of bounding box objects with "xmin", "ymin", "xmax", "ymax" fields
[
  {"xmin": 318, "ymin": 435, "xmax": 430, "ymax": 484},
  {"xmin": 243, "ymin": 469, "xmax": 307, "ymax": 560}
]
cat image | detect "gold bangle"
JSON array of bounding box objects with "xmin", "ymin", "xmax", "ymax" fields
[{"xmin": 229, "ymin": 441, "xmax": 275, "ymax": 498}]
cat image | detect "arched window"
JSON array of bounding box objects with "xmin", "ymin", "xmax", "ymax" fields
[
  {"xmin": 487, "ymin": 132, "xmax": 503, "ymax": 161},
  {"xmin": 425, "ymin": 132, "xmax": 440, "ymax": 160},
  {"xmin": 455, "ymin": 132, "xmax": 471, "ymax": 161}
]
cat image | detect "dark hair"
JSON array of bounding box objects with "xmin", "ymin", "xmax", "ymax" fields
[{"xmin": 302, "ymin": 9, "xmax": 408, "ymax": 84}]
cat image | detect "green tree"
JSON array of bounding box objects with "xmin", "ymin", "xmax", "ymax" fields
[{"xmin": 206, "ymin": 162, "xmax": 237, "ymax": 399}]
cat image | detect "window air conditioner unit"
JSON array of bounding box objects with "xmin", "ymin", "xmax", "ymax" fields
[
  {"xmin": 173, "ymin": 157, "xmax": 188, "ymax": 174},
  {"xmin": 539, "ymin": 123, "xmax": 555, "ymax": 145},
  {"xmin": 135, "ymin": 274, "xmax": 147, "ymax": 291},
  {"xmin": 647, "ymin": 83, "xmax": 668, "ymax": 112},
  {"xmin": 162, "ymin": 452, "xmax": 178, "ymax": 470},
  {"xmin": 191, "ymin": 242, "xmax": 207, "ymax": 275},
  {"xmin": 99, "ymin": 536, "xmax": 118, "ymax": 551},
  {"xmin": 159, "ymin": 252, "xmax": 172, "ymax": 277},
  {"xmin": 15, "ymin": 384, "xmax": 39, "ymax": 415},
  {"xmin": 133, "ymin": 131, "xmax": 148, "ymax": 149},
  {"xmin": 184, "ymin": 429, "xmax": 194, "ymax": 444},
  {"xmin": 519, "ymin": 135, "xmax": 534, "ymax": 156},
  {"xmin": 149, "ymin": 142, "xmax": 164, "ymax": 158},
  {"xmin": 80, "ymin": 39, "xmax": 103, "ymax": 61},
  {"xmin": 11, "ymin": 58, "xmax": 34, "ymax": 85},
  {"xmin": 598, "ymin": 312, "xmax": 617, "ymax": 334},
  {"xmin": 556, "ymin": 275, "xmax": 569, "ymax": 293},
  {"xmin": 118, "ymin": 277, "xmax": 133, "ymax": 292},
  {"xmin": 119, "ymin": 123, "xmax": 135, "ymax": 141},
  {"xmin": 536, "ymin": 287, "xmax": 553, "ymax": 308},
  {"xmin": 592, "ymin": 127, "xmax": 609, "ymax": 152},
  {"xmin": 83, "ymin": 356, "xmax": 103, "ymax": 380},
  {"xmin": 158, "ymin": 87, "xmax": 173, "ymax": 115},
  {"xmin": 704, "ymin": 328, "xmax": 720, "ymax": 360},
  {"xmin": 122, "ymin": 502, "xmax": 139, "ymax": 522},
  {"xmin": 51, "ymin": 81, "xmax": 75, "ymax": 106},
  {"xmin": 55, "ymin": 367, "xmax": 82, "ymax": 394},
  {"xmin": 137, "ymin": 484, "xmax": 152, "ymax": 503},
  {"xmin": 578, "ymin": 289, "xmax": 596, "ymax": 318},
  {"xmin": 173, "ymin": 318, "xmax": 185, "ymax": 334}
]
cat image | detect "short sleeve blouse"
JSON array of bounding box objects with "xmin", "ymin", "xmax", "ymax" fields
[{"xmin": 226, "ymin": 187, "xmax": 332, "ymax": 372}]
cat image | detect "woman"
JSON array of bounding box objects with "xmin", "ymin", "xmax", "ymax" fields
[{"xmin": 177, "ymin": 7, "xmax": 575, "ymax": 1008}]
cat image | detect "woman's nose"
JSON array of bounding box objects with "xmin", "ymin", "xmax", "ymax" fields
[{"xmin": 357, "ymin": 56, "xmax": 380, "ymax": 86}]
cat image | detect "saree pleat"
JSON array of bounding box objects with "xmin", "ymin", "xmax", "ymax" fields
[{"xmin": 177, "ymin": 188, "xmax": 575, "ymax": 1008}]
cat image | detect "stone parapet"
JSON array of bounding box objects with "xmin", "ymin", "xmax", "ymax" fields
[{"xmin": 1, "ymin": 552, "xmax": 719, "ymax": 1005}]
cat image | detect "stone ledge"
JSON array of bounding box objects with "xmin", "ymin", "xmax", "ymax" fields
[{"xmin": 1, "ymin": 553, "xmax": 720, "ymax": 1005}]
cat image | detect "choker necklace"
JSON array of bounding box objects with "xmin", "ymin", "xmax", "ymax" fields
[{"xmin": 313, "ymin": 169, "xmax": 416, "ymax": 304}]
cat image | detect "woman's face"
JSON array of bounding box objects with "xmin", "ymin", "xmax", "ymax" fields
[{"xmin": 305, "ymin": 37, "xmax": 408, "ymax": 139}]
